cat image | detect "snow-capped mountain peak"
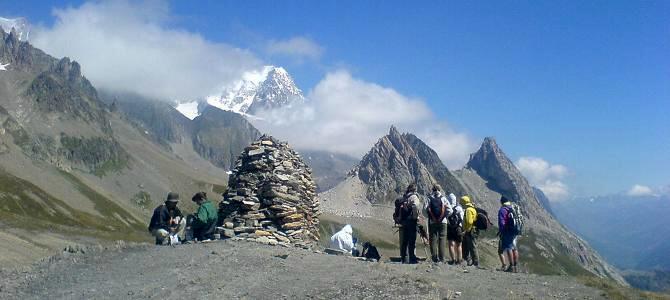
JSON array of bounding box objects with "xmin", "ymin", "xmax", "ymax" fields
[
  {"xmin": 0, "ymin": 17, "xmax": 30, "ymax": 41},
  {"xmin": 204, "ymin": 65, "xmax": 304, "ymax": 115},
  {"xmin": 175, "ymin": 65, "xmax": 304, "ymax": 119}
]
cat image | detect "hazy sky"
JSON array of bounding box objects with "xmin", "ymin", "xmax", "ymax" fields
[{"xmin": 1, "ymin": 0, "xmax": 668, "ymax": 198}]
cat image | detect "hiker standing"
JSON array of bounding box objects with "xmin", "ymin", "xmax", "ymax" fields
[
  {"xmin": 498, "ymin": 196, "xmax": 520, "ymax": 272},
  {"xmin": 190, "ymin": 192, "xmax": 218, "ymax": 241},
  {"xmin": 423, "ymin": 185, "xmax": 452, "ymax": 263},
  {"xmin": 148, "ymin": 192, "xmax": 186, "ymax": 245},
  {"xmin": 399, "ymin": 183, "xmax": 421, "ymax": 264},
  {"xmin": 447, "ymin": 193, "xmax": 464, "ymax": 265},
  {"xmin": 460, "ymin": 195, "xmax": 480, "ymax": 267}
]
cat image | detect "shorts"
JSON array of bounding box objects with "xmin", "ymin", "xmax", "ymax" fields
[
  {"xmin": 498, "ymin": 234, "xmax": 517, "ymax": 254},
  {"xmin": 447, "ymin": 226, "xmax": 463, "ymax": 242}
]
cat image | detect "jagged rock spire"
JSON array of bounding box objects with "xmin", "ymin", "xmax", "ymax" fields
[
  {"xmin": 466, "ymin": 136, "xmax": 531, "ymax": 202},
  {"xmin": 354, "ymin": 126, "xmax": 465, "ymax": 203}
]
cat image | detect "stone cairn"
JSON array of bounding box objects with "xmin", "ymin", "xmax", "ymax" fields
[{"xmin": 218, "ymin": 135, "xmax": 320, "ymax": 247}]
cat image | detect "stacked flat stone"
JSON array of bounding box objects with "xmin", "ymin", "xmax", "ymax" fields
[{"xmin": 218, "ymin": 135, "xmax": 320, "ymax": 247}]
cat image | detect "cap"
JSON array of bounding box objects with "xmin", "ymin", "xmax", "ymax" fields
[{"xmin": 166, "ymin": 192, "xmax": 180, "ymax": 202}]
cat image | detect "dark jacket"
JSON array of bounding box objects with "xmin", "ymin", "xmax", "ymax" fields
[{"xmin": 148, "ymin": 204, "xmax": 183, "ymax": 232}]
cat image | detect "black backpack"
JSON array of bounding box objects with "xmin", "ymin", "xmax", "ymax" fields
[
  {"xmin": 362, "ymin": 242, "xmax": 381, "ymax": 261},
  {"xmin": 474, "ymin": 207, "xmax": 491, "ymax": 231},
  {"xmin": 447, "ymin": 210, "xmax": 462, "ymax": 230},
  {"xmin": 393, "ymin": 194, "xmax": 417, "ymax": 224},
  {"xmin": 427, "ymin": 193, "xmax": 447, "ymax": 223}
]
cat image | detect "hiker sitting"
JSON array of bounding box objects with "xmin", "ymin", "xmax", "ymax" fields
[
  {"xmin": 361, "ymin": 242, "xmax": 381, "ymax": 262},
  {"xmin": 148, "ymin": 192, "xmax": 186, "ymax": 245},
  {"xmin": 190, "ymin": 192, "xmax": 218, "ymax": 242},
  {"xmin": 423, "ymin": 185, "xmax": 452, "ymax": 263},
  {"xmin": 330, "ymin": 224, "xmax": 355, "ymax": 255}
]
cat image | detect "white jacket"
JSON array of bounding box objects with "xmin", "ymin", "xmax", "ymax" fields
[
  {"xmin": 448, "ymin": 193, "xmax": 464, "ymax": 226},
  {"xmin": 330, "ymin": 224, "xmax": 354, "ymax": 253}
]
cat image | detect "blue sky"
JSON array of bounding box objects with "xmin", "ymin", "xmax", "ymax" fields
[{"xmin": 1, "ymin": 0, "xmax": 668, "ymax": 197}]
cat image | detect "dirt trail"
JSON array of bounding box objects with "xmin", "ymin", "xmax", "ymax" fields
[{"xmin": 0, "ymin": 240, "xmax": 607, "ymax": 300}]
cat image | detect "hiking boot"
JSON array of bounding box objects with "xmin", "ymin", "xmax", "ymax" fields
[
  {"xmin": 447, "ymin": 260, "xmax": 455, "ymax": 265},
  {"xmin": 497, "ymin": 265, "xmax": 507, "ymax": 271},
  {"xmin": 512, "ymin": 265, "xmax": 518, "ymax": 273},
  {"xmin": 504, "ymin": 265, "xmax": 514, "ymax": 272}
]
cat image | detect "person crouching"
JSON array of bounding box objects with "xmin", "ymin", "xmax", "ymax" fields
[
  {"xmin": 148, "ymin": 192, "xmax": 186, "ymax": 245},
  {"xmin": 190, "ymin": 192, "xmax": 218, "ymax": 242},
  {"xmin": 330, "ymin": 224, "xmax": 356, "ymax": 255}
]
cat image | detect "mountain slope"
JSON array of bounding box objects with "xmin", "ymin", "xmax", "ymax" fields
[
  {"xmin": 456, "ymin": 137, "xmax": 626, "ymax": 284},
  {"xmin": 300, "ymin": 150, "xmax": 359, "ymax": 192},
  {"xmin": 552, "ymin": 194, "xmax": 670, "ymax": 271},
  {"xmin": 325, "ymin": 126, "xmax": 466, "ymax": 207},
  {"xmin": 191, "ymin": 106, "xmax": 262, "ymax": 169},
  {"xmin": 0, "ymin": 28, "xmax": 239, "ymax": 266},
  {"xmin": 355, "ymin": 126, "xmax": 465, "ymax": 204}
]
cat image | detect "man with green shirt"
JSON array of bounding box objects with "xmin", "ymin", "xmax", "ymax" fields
[{"xmin": 190, "ymin": 192, "xmax": 218, "ymax": 241}]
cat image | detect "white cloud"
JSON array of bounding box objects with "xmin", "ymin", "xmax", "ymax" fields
[
  {"xmin": 516, "ymin": 157, "xmax": 570, "ymax": 201},
  {"xmin": 251, "ymin": 70, "xmax": 477, "ymax": 168},
  {"xmin": 31, "ymin": 0, "xmax": 261, "ymax": 101},
  {"xmin": 627, "ymin": 184, "xmax": 654, "ymax": 197},
  {"xmin": 267, "ymin": 36, "xmax": 323, "ymax": 60}
]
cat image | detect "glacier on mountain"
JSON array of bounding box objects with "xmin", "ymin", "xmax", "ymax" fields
[
  {"xmin": 175, "ymin": 101, "xmax": 201, "ymax": 120},
  {"xmin": 206, "ymin": 65, "xmax": 304, "ymax": 114},
  {"xmin": 0, "ymin": 17, "xmax": 30, "ymax": 41},
  {"xmin": 175, "ymin": 65, "xmax": 304, "ymax": 118}
]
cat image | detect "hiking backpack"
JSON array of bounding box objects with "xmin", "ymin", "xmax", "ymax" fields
[
  {"xmin": 447, "ymin": 209, "xmax": 462, "ymax": 230},
  {"xmin": 393, "ymin": 194, "xmax": 416, "ymax": 224},
  {"xmin": 427, "ymin": 194, "xmax": 447, "ymax": 223},
  {"xmin": 505, "ymin": 203, "xmax": 524, "ymax": 235},
  {"xmin": 474, "ymin": 207, "xmax": 491, "ymax": 231}
]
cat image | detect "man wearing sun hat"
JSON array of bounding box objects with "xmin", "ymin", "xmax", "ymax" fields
[{"xmin": 148, "ymin": 192, "xmax": 186, "ymax": 245}]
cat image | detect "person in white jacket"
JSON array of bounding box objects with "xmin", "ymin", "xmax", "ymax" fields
[
  {"xmin": 330, "ymin": 224, "xmax": 355, "ymax": 254},
  {"xmin": 447, "ymin": 193, "xmax": 465, "ymax": 265}
]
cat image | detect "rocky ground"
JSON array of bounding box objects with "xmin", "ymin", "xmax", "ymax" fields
[{"xmin": 0, "ymin": 240, "xmax": 613, "ymax": 300}]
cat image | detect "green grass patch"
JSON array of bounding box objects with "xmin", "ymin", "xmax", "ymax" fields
[
  {"xmin": 578, "ymin": 276, "xmax": 670, "ymax": 300},
  {"xmin": 58, "ymin": 170, "xmax": 145, "ymax": 230},
  {"xmin": 130, "ymin": 191, "xmax": 152, "ymax": 209},
  {"xmin": 60, "ymin": 134, "xmax": 129, "ymax": 177},
  {"xmin": 518, "ymin": 231, "xmax": 593, "ymax": 277},
  {"xmin": 0, "ymin": 169, "xmax": 146, "ymax": 242}
]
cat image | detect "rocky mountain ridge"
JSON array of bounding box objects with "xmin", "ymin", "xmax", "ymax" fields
[
  {"xmin": 351, "ymin": 126, "xmax": 466, "ymax": 204},
  {"xmin": 456, "ymin": 137, "xmax": 626, "ymax": 284},
  {"xmin": 323, "ymin": 128, "xmax": 626, "ymax": 284}
]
